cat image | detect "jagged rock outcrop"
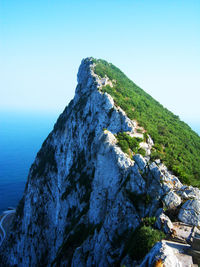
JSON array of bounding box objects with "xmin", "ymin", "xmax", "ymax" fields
[
  {"xmin": 178, "ymin": 200, "xmax": 200, "ymax": 226},
  {"xmin": 0, "ymin": 58, "xmax": 199, "ymax": 266},
  {"xmin": 141, "ymin": 240, "xmax": 193, "ymax": 267},
  {"xmin": 155, "ymin": 209, "xmax": 173, "ymax": 234},
  {"xmin": 163, "ymin": 191, "xmax": 182, "ymax": 209}
]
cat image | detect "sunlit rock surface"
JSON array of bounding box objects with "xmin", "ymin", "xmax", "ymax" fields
[{"xmin": 0, "ymin": 58, "xmax": 200, "ymax": 267}]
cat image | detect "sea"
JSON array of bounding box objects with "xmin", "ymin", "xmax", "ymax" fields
[
  {"xmin": 0, "ymin": 111, "xmax": 58, "ymax": 213},
  {"xmin": 0, "ymin": 111, "xmax": 199, "ymax": 213}
]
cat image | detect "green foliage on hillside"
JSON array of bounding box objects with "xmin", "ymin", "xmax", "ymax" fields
[
  {"xmin": 126, "ymin": 225, "xmax": 165, "ymax": 260},
  {"xmin": 116, "ymin": 132, "xmax": 143, "ymax": 155},
  {"xmin": 92, "ymin": 58, "xmax": 200, "ymax": 187},
  {"xmin": 121, "ymin": 217, "xmax": 165, "ymax": 261}
]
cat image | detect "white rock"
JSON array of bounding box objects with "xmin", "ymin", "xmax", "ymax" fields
[
  {"xmin": 149, "ymin": 162, "xmax": 161, "ymax": 182},
  {"xmin": 185, "ymin": 186, "xmax": 200, "ymax": 200},
  {"xmin": 163, "ymin": 191, "xmax": 182, "ymax": 209},
  {"xmin": 155, "ymin": 159, "xmax": 161, "ymax": 164},
  {"xmin": 178, "ymin": 199, "xmax": 200, "ymax": 226},
  {"xmin": 155, "ymin": 212, "xmax": 173, "ymax": 234},
  {"xmin": 141, "ymin": 240, "xmax": 191, "ymax": 267},
  {"xmin": 147, "ymin": 135, "xmax": 154, "ymax": 146},
  {"xmin": 103, "ymin": 92, "xmax": 114, "ymax": 110},
  {"xmin": 133, "ymin": 154, "xmax": 146, "ymax": 171},
  {"xmin": 171, "ymin": 177, "xmax": 183, "ymax": 189}
]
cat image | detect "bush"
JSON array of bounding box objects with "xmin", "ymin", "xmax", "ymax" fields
[
  {"xmin": 136, "ymin": 128, "xmax": 143, "ymax": 133},
  {"xmin": 138, "ymin": 148, "xmax": 146, "ymax": 157},
  {"xmin": 126, "ymin": 226, "xmax": 165, "ymax": 260},
  {"xmin": 116, "ymin": 132, "xmax": 143, "ymax": 155},
  {"xmin": 118, "ymin": 139, "xmax": 129, "ymax": 154},
  {"xmin": 141, "ymin": 217, "xmax": 157, "ymax": 227}
]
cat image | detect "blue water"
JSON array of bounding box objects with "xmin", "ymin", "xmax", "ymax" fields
[{"xmin": 0, "ymin": 111, "xmax": 58, "ymax": 213}]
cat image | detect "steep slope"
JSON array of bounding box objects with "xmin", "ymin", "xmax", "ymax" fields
[
  {"xmin": 93, "ymin": 59, "xmax": 200, "ymax": 187},
  {"xmin": 0, "ymin": 58, "xmax": 200, "ymax": 266}
]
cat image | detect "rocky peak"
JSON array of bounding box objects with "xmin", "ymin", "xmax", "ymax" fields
[
  {"xmin": 0, "ymin": 58, "xmax": 200, "ymax": 267},
  {"xmin": 75, "ymin": 58, "xmax": 94, "ymax": 97}
]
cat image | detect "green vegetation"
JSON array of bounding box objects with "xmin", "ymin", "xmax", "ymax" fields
[
  {"xmin": 93, "ymin": 58, "xmax": 200, "ymax": 187},
  {"xmin": 116, "ymin": 132, "xmax": 143, "ymax": 155},
  {"xmin": 141, "ymin": 216, "xmax": 157, "ymax": 227},
  {"xmin": 138, "ymin": 147, "xmax": 146, "ymax": 157},
  {"xmin": 125, "ymin": 225, "xmax": 165, "ymax": 260},
  {"xmin": 117, "ymin": 217, "xmax": 165, "ymax": 261}
]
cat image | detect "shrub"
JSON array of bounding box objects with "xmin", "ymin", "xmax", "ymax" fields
[
  {"xmin": 136, "ymin": 128, "xmax": 143, "ymax": 133},
  {"xmin": 141, "ymin": 217, "xmax": 157, "ymax": 227},
  {"xmin": 138, "ymin": 148, "xmax": 146, "ymax": 157},
  {"xmin": 118, "ymin": 139, "xmax": 129, "ymax": 154},
  {"xmin": 126, "ymin": 226, "xmax": 165, "ymax": 260},
  {"xmin": 116, "ymin": 132, "xmax": 143, "ymax": 155}
]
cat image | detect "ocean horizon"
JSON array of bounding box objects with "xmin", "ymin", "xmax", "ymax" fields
[{"xmin": 0, "ymin": 111, "xmax": 199, "ymax": 213}]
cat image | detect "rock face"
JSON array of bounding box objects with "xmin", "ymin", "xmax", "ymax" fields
[
  {"xmin": 155, "ymin": 210, "xmax": 173, "ymax": 234},
  {"xmin": 163, "ymin": 191, "xmax": 182, "ymax": 209},
  {"xmin": 141, "ymin": 240, "xmax": 193, "ymax": 267},
  {"xmin": 178, "ymin": 200, "xmax": 200, "ymax": 226},
  {"xmin": 0, "ymin": 58, "xmax": 199, "ymax": 266}
]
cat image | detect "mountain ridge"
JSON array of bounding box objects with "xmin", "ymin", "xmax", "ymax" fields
[
  {"xmin": 92, "ymin": 58, "xmax": 200, "ymax": 186},
  {"xmin": 0, "ymin": 58, "xmax": 200, "ymax": 266}
]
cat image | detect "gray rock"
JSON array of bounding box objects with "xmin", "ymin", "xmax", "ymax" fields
[
  {"xmin": 179, "ymin": 191, "xmax": 189, "ymax": 200},
  {"xmin": 149, "ymin": 162, "xmax": 161, "ymax": 181},
  {"xmin": 171, "ymin": 176, "xmax": 183, "ymax": 190},
  {"xmin": 155, "ymin": 212, "xmax": 173, "ymax": 234},
  {"xmin": 163, "ymin": 191, "xmax": 182, "ymax": 209},
  {"xmin": 155, "ymin": 159, "xmax": 161, "ymax": 164},
  {"xmin": 177, "ymin": 185, "xmax": 200, "ymax": 201},
  {"xmin": 133, "ymin": 154, "xmax": 146, "ymax": 172},
  {"xmin": 185, "ymin": 186, "xmax": 200, "ymax": 200},
  {"xmin": 178, "ymin": 199, "xmax": 200, "ymax": 226},
  {"xmin": 141, "ymin": 241, "xmax": 192, "ymax": 267}
]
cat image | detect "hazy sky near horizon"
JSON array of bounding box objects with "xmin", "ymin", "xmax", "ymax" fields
[{"xmin": 1, "ymin": 0, "xmax": 200, "ymax": 124}]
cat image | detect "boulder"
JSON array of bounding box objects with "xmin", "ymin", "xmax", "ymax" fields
[
  {"xmin": 177, "ymin": 186, "xmax": 200, "ymax": 201},
  {"xmin": 178, "ymin": 199, "xmax": 200, "ymax": 226},
  {"xmin": 155, "ymin": 212, "xmax": 173, "ymax": 234},
  {"xmin": 149, "ymin": 162, "xmax": 161, "ymax": 181},
  {"xmin": 184, "ymin": 186, "xmax": 200, "ymax": 200},
  {"xmin": 171, "ymin": 177, "xmax": 183, "ymax": 190},
  {"xmin": 163, "ymin": 191, "xmax": 182, "ymax": 209},
  {"xmin": 133, "ymin": 154, "xmax": 146, "ymax": 172},
  {"xmin": 140, "ymin": 241, "xmax": 183, "ymax": 267}
]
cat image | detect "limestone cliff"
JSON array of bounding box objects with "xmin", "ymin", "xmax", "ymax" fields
[{"xmin": 1, "ymin": 58, "xmax": 200, "ymax": 266}]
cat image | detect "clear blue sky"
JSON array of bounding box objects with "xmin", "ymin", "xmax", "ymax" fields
[{"xmin": 0, "ymin": 0, "xmax": 200, "ymax": 126}]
